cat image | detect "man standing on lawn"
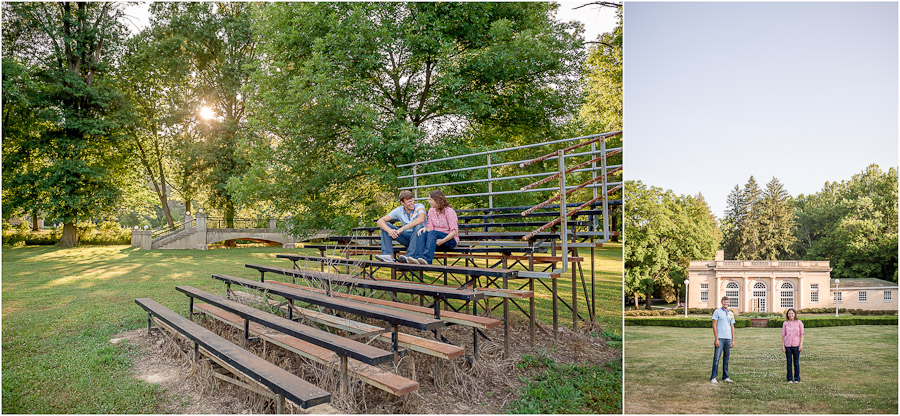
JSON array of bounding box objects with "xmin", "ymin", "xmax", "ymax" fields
[
  {"xmin": 711, "ymin": 296, "xmax": 736, "ymax": 384},
  {"xmin": 374, "ymin": 190, "xmax": 426, "ymax": 263}
]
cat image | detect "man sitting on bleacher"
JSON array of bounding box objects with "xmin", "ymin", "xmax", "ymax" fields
[{"xmin": 374, "ymin": 190, "xmax": 427, "ymax": 263}]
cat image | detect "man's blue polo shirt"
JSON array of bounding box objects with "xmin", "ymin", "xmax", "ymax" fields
[
  {"xmin": 387, "ymin": 203, "xmax": 426, "ymax": 226},
  {"xmin": 712, "ymin": 307, "xmax": 736, "ymax": 339}
]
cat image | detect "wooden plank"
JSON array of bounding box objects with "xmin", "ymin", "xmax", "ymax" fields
[
  {"xmin": 135, "ymin": 298, "xmax": 331, "ymax": 409},
  {"xmin": 211, "ymin": 274, "xmax": 444, "ymax": 331},
  {"xmin": 267, "ymin": 280, "xmax": 502, "ymax": 330},
  {"xmin": 176, "ymin": 286, "xmax": 392, "ymax": 365},
  {"xmin": 231, "ymin": 291, "xmax": 465, "ymax": 360},
  {"xmin": 195, "ymin": 303, "xmax": 419, "ymax": 396},
  {"xmin": 246, "ymin": 264, "xmax": 482, "ymax": 301},
  {"xmin": 276, "ymin": 254, "xmax": 518, "ymax": 279}
]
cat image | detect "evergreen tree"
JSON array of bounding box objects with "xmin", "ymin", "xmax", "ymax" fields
[
  {"xmin": 757, "ymin": 177, "xmax": 796, "ymax": 259},
  {"xmin": 720, "ymin": 184, "xmax": 745, "ymax": 258},
  {"xmin": 736, "ymin": 176, "xmax": 762, "ymax": 259}
]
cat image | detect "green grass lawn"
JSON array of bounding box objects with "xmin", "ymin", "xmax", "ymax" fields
[
  {"xmin": 625, "ymin": 325, "xmax": 898, "ymax": 414},
  {"xmin": 2, "ymin": 243, "xmax": 621, "ymax": 413}
]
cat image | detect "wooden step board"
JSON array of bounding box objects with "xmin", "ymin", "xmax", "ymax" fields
[
  {"xmin": 366, "ymin": 276, "xmax": 534, "ymax": 299},
  {"xmin": 267, "ymin": 280, "xmax": 502, "ymax": 330},
  {"xmin": 247, "ymin": 263, "xmax": 482, "ymax": 301},
  {"xmin": 212, "ymin": 274, "xmax": 444, "ymax": 331},
  {"xmin": 232, "ymin": 291, "xmax": 465, "ymax": 361},
  {"xmin": 195, "ymin": 303, "xmax": 419, "ymax": 396},
  {"xmin": 135, "ymin": 298, "xmax": 331, "ymax": 409},
  {"xmin": 176, "ymin": 286, "xmax": 393, "ymax": 365}
]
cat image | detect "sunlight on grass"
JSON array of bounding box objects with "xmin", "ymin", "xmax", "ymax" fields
[{"xmin": 3, "ymin": 243, "xmax": 622, "ymax": 413}]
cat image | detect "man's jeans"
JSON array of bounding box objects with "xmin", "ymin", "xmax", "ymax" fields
[
  {"xmin": 711, "ymin": 338, "xmax": 732, "ymax": 380},
  {"xmin": 785, "ymin": 346, "xmax": 800, "ymax": 381},
  {"xmin": 380, "ymin": 223, "xmax": 423, "ymax": 257}
]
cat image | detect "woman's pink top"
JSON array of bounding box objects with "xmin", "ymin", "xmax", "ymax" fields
[
  {"xmin": 426, "ymin": 207, "xmax": 459, "ymax": 243},
  {"xmin": 782, "ymin": 320, "xmax": 804, "ymax": 347}
]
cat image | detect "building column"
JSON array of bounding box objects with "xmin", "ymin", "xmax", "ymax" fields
[
  {"xmin": 714, "ymin": 274, "xmax": 720, "ymax": 306},
  {"xmin": 797, "ymin": 276, "xmax": 804, "ymax": 310},
  {"xmin": 770, "ymin": 277, "xmax": 778, "ymax": 312},
  {"xmin": 742, "ymin": 277, "xmax": 750, "ymax": 313}
]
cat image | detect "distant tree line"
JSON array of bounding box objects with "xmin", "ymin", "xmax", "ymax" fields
[
  {"xmin": 624, "ymin": 181, "xmax": 720, "ymax": 309},
  {"xmin": 2, "ymin": 2, "xmax": 622, "ymax": 246},
  {"xmin": 721, "ymin": 165, "xmax": 897, "ymax": 282}
]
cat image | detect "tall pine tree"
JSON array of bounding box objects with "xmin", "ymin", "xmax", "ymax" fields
[
  {"xmin": 757, "ymin": 177, "xmax": 796, "ymax": 259},
  {"xmin": 736, "ymin": 176, "xmax": 763, "ymax": 259}
]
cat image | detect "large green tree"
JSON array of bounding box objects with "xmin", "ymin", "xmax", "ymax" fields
[
  {"xmin": 2, "ymin": 2, "xmax": 130, "ymax": 246},
  {"xmin": 625, "ymin": 181, "xmax": 720, "ymax": 309},
  {"xmin": 234, "ymin": 2, "xmax": 585, "ymax": 235},
  {"xmin": 580, "ymin": 3, "xmax": 622, "ymax": 133},
  {"xmin": 146, "ymin": 2, "xmax": 261, "ymax": 228},
  {"xmin": 795, "ymin": 165, "xmax": 898, "ymax": 282}
]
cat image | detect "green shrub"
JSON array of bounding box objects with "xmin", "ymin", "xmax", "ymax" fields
[
  {"xmin": 768, "ymin": 316, "xmax": 898, "ymax": 328},
  {"xmin": 2, "ymin": 222, "xmax": 129, "ymax": 246},
  {"xmin": 798, "ymin": 308, "xmax": 898, "ymax": 316},
  {"xmin": 624, "ymin": 317, "xmax": 751, "ymax": 328}
]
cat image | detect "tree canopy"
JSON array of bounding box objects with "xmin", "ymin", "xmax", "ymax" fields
[
  {"xmin": 232, "ymin": 2, "xmax": 587, "ymax": 234},
  {"xmin": 2, "ymin": 2, "xmax": 131, "ymax": 246},
  {"xmin": 624, "ymin": 181, "xmax": 720, "ymax": 308}
]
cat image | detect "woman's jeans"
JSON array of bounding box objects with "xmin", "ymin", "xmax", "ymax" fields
[
  {"xmin": 785, "ymin": 346, "xmax": 800, "ymax": 381},
  {"xmin": 710, "ymin": 338, "xmax": 731, "ymax": 380},
  {"xmin": 421, "ymin": 230, "xmax": 457, "ymax": 264}
]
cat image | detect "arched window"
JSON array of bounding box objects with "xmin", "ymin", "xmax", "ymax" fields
[
  {"xmin": 725, "ymin": 282, "xmax": 740, "ymax": 308},
  {"xmin": 780, "ymin": 281, "xmax": 794, "ymax": 308},
  {"xmin": 752, "ymin": 282, "xmax": 767, "ymax": 312}
]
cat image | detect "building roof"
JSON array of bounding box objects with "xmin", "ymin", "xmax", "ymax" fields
[{"xmin": 832, "ymin": 278, "xmax": 898, "ymax": 289}]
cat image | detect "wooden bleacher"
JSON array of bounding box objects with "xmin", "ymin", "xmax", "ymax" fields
[
  {"xmin": 195, "ymin": 302, "xmax": 420, "ymax": 396},
  {"xmin": 135, "ymin": 298, "xmax": 332, "ymax": 411},
  {"xmin": 176, "ymin": 286, "xmax": 393, "ymax": 365}
]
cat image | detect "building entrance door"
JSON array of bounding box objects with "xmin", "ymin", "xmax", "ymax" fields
[{"xmin": 752, "ymin": 282, "xmax": 767, "ymax": 312}]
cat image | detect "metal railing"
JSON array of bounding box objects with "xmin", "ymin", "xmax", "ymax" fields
[
  {"xmin": 397, "ymin": 130, "xmax": 623, "ymax": 242},
  {"xmin": 206, "ymin": 217, "xmax": 270, "ymax": 229}
]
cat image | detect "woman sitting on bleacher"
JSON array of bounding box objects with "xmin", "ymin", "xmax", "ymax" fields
[{"xmin": 415, "ymin": 190, "xmax": 459, "ymax": 264}]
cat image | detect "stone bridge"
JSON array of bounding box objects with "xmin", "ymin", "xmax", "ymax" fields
[{"xmin": 131, "ymin": 213, "xmax": 306, "ymax": 250}]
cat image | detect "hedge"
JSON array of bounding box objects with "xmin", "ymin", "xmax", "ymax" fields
[
  {"xmin": 625, "ymin": 316, "xmax": 898, "ymax": 328},
  {"xmin": 768, "ymin": 316, "xmax": 898, "ymax": 328},
  {"xmin": 624, "ymin": 317, "xmax": 751, "ymax": 328}
]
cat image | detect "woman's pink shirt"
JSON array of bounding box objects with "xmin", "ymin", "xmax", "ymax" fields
[
  {"xmin": 782, "ymin": 320, "xmax": 804, "ymax": 347},
  {"xmin": 426, "ymin": 207, "xmax": 460, "ymax": 243}
]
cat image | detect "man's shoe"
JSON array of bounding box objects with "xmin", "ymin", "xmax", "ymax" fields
[
  {"xmin": 724, "ymin": 378, "xmax": 733, "ymax": 383},
  {"xmin": 396, "ymin": 255, "xmax": 410, "ymax": 263},
  {"xmin": 788, "ymin": 380, "xmax": 793, "ymax": 383},
  {"xmin": 710, "ymin": 379, "xmax": 718, "ymax": 384},
  {"xmin": 794, "ymin": 380, "xmax": 800, "ymax": 383},
  {"xmin": 415, "ymin": 258, "xmax": 428, "ymax": 265},
  {"xmin": 374, "ymin": 254, "xmax": 394, "ymax": 262}
]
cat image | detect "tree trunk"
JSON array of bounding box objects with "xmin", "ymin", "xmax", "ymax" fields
[
  {"xmin": 633, "ymin": 293, "xmax": 639, "ymax": 309},
  {"xmin": 58, "ymin": 222, "xmax": 78, "ymax": 247},
  {"xmin": 224, "ymin": 201, "xmax": 236, "ymax": 247},
  {"xmin": 185, "ymin": 199, "xmax": 192, "ymax": 216},
  {"xmin": 31, "ymin": 211, "xmax": 39, "ymax": 231},
  {"xmin": 644, "ymin": 291, "xmax": 653, "ymax": 310}
]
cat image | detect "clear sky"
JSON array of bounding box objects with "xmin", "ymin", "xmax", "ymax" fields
[{"xmin": 625, "ymin": 2, "xmax": 898, "ymax": 219}]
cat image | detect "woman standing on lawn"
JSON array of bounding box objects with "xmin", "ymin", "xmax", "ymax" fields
[
  {"xmin": 414, "ymin": 190, "xmax": 459, "ymax": 264},
  {"xmin": 781, "ymin": 308, "xmax": 804, "ymax": 383}
]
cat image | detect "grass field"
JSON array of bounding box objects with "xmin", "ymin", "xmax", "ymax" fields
[
  {"xmin": 625, "ymin": 325, "xmax": 898, "ymax": 414},
  {"xmin": 1, "ymin": 243, "xmax": 622, "ymax": 413}
]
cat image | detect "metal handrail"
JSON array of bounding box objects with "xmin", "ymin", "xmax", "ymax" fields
[
  {"xmin": 396, "ymin": 130, "xmax": 622, "ymax": 168},
  {"xmin": 397, "ymin": 147, "xmax": 623, "ymax": 179},
  {"xmin": 399, "ymin": 164, "xmax": 623, "ymax": 191}
]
